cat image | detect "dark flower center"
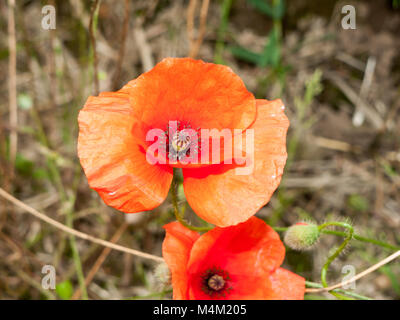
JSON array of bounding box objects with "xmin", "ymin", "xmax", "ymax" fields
[
  {"xmin": 207, "ymin": 274, "xmax": 225, "ymax": 291},
  {"xmin": 171, "ymin": 130, "xmax": 192, "ymax": 154},
  {"xmin": 200, "ymin": 267, "xmax": 233, "ymax": 298},
  {"xmin": 164, "ymin": 121, "xmax": 200, "ymax": 162}
]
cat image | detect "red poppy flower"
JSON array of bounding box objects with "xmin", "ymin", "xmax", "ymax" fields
[
  {"xmin": 162, "ymin": 217, "xmax": 305, "ymax": 300},
  {"xmin": 78, "ymin": 58, "xmax": 289, "ymax": 227}
]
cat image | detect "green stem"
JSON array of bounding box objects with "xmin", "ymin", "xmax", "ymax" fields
[
  {"xmin": 65, "ymin": 195, "xmax": 88, "ymax": 300},
  {"xmin": 305, "ymin": 281, "xmax": 372, "ymax": 300},
  {"xmin": 273, "ymin": 226, "xmax": 288, "ymax": 232},
  {"xmin": 31, "ymin": 107, "xmax": 87, "ymax": 299},
  {"xmin": 29, "ymin": 108, "xmax": 65, "ymax": 199},
  {"xmin": 278, "ymin": 223, "xmax": 396, "ymax": 300},
  {"xmin": 318, "ymin": 222, "xmax": 354, "ymax": 300},
  {"xmin": 278, "ymin": 222, "xmax": 397, "ymax": 300},
  {"xmin": 214, "ymin": 0, "xmax": 233, "ymax": 64},
  {"xmin": 274, "ymin": 227, "xmax": 399, "ymax": 251},
  {"xmin": 324, "ymin": 230, "xmax": 399, "ymax": 251},
  {"xmin": 21, "ymin": 10, "xmax": 87, "ymax": 299},
  {"xmin": 170, "ymin": 175, "xmax": 212, "ymax": 232}
]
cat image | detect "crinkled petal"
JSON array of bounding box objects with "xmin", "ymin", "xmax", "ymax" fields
[
  {"xmin": 125, "ymin": 57, "xmax": 256, "ymax": 132},
  {"xmin": 182, "ymin": 99, "xmax": 289, "ymax": 227},
  {"xmin": 162, "ymin": 222, "xmax": 200, "ymax": 300},
  {"xmin": 78, "ymin": 91, "xmax": 173, "ymax": 213},
  {"xmin": 265, "ymin": 268, "xmax": 305, "ymax": 300},
  {"xmin": 188, "ymin": 273, "xmax": 271, "ymax": 300},
  {"xmin": 186, "ymin": 217, "xmax": 285, "ymax": 299}
]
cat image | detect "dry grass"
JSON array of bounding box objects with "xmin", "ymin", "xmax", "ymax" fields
[{"xmin": 0, "ymin": 0, "xmax": 399, "ymax": 300}]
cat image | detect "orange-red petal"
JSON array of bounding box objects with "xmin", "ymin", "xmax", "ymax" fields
[
  {"xmin": 188, "ymin": 272, "xmax": 273, "ymax": 300},
  {"xmin": 182, "ymin": 99, "xmax": 289, "ymax": 227},
  {"xmin": 186, "ymin": 217, "xmax": 285, "ymax": 299},
  {"xmin": 265, "ymin": 268, "xmax": 306, "ymax": 300},
  {"xmin": 78, "ymin": 91, "xmax": 173, "ymax": 213},
  {"xmin": 162, "ymin": 222, "xmax": 200, "ymax": 300},
  {"xmin": 124, "ymin": 58, "xmax": 256, "ymax": 133}
]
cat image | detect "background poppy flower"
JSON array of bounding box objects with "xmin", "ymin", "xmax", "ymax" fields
[
  {"xmin": 162, "ymin": 217, "xmax": 305, "ymax": 300},
  {"xmin": 78, "ymin": 58, "xmax": 289, "ymax": 227}
]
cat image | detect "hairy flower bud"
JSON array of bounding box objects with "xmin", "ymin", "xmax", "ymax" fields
[
  {"xmin": 284, "ymin": 222, "xmax": 320, "ymax": 251},
  {"xmin": 153, "ymin": 262, "xmax": 172, "ymax": 290}
]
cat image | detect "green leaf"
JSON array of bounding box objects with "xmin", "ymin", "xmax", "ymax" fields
[
  {"xmin": 247, "ymin": 0, "xmax": 285, "ymax": 19},
  {"xmin": 259, "ymin": 29, "xmax": 281, "ymax": 68},
  {"xmin": 56, "ymin": 280, "xmax": 74, "ymax": 300},
  {"xmin": 230, "ymin": 46, "xmax": 261, "ymax": 65},
  {"xmin": 33, "ymin": 168, "xmax": 48, "ymax": 180},
  {"xmin": 380, "ymin": 266, "xmax": 400, "ymax": 296},
  {"xmin": 381, "ymin": 162, "xmax": 398, "ymax": 178},
  {"xmin": 348, "ymin": 194, "xmax": 369, "ymax": 212},
  {"xmin": 0, "ymin": 48, "xmax": 9, "ymax": 60},
  {"xmin": 15, "ymin": 153, "xmax": 34, "ymax": 176}
]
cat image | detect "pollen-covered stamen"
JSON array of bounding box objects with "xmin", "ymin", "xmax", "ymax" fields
[
  {"xmin": 171, "ymin": 131, "xmax": 191, "ymax": 153},
  {"xmin": 164, "ymin": 121, "xmax": 201, "ymax": 162},
  {"xmin": 200, "ymin": 267, "xmax": 233, "ymax": 297},
  {"xmin": 207, "ymin": 274, "xmax": 225, "ymax": 291}
]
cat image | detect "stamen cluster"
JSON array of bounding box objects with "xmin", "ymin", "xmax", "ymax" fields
[
  {"xmin": 159, "ymin": 121, "xmax": 201, "ymax": 161},
  {"xmin": 200, "ymin": 267, "xmax": 233, "ymax": 298}
]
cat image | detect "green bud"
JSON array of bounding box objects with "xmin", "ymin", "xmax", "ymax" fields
[{"xmin": 284, "ymin": 222, "xmax": 320, "ymax": 251}]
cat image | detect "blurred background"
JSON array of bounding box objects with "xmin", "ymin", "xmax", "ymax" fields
[{"xmin": 0, "ymin": 0, "xmax": 399, "ymax": 299}]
